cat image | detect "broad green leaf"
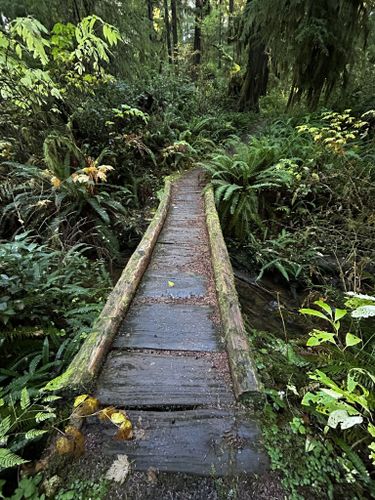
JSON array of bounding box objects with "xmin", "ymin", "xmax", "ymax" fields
[
  {"xmin": 314, "ymin": 300, "xmax": 332, "ymax": 315},
  {"xmin": 334, "ymin": 308, "xmax": 347, "ymax": 322},
  {"xmin": 299, "ymin": 308, "xmax": 328, "ymax": 320},
  {"xmin": 306, "ymin": 329, "xmax": 336, "ymax": 347},
  {"xmin": 345, "ymin": 332, "xmax": 362, "ymax": 347}
]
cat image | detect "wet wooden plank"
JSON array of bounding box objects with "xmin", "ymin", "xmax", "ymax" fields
[
  {"xmin": 95, "ymin": 352, "xmax": 234, "ymax": 407},
  {"xmin": 138, "ymin": 271, "xmax": 207, "ymax": 299},
  {"xmin": 148, "ymin": 243, "xmax": 196, "ymax": 269},
  {"xmin": 158, "ymin": 226, "xmax": 202, "ymax": 245},
  {"xmin": 86, "ymin": 409, "xmax": 268, "ymax": 476},
  {"xmin": 113, "ymin": 303, "xmax": 222, "ymax": 352}
]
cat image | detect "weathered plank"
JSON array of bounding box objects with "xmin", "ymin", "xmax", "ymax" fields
[
  {"xmin": 148, "ymin": 243, "xmax": 197, "ymax": 269},
  {"xmin": 96, "ymin": 352, "xmax": 234, "ymax": 407},
  {"xmin": 86, "ymin": 409, "xmax": 268, "ymax": 476},
  {"xmin": 138, "ymin": 270, "xmax": 208, "ymax": 299},
  {"xmin": 113, "ymin": 303, "xmax": 222, "ymax": 351},
  {"xmin": 158, "ymin": 225, "xmax": 202, "ymax": 245}
]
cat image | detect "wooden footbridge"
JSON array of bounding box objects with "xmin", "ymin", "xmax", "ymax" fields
[{"xmin": 49, "ymin": 169, "xmax": 267, "ymax": 476}]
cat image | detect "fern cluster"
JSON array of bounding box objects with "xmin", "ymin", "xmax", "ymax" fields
[{"xmin": 203, "ymin": 136, "xmax": 295, "ymax": 240}]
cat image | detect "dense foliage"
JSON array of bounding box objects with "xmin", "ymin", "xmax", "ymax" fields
[{"xmin": 0, "ymin": 0, "xmax": 374, "ymax": 498}]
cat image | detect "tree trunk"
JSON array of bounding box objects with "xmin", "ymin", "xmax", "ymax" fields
[
  {"xmin": 171, "ymin": 0, "xmax": 178, "ymax": 62},
  {"xmin": 193, "ymin": 0, "xmax": 204, "ymax": 66},
  {"xmin": 163, "ymin": 0, "xmax": 173, "ymax": 64},
  {"xmin": 147, "ymin": 0, "xmax": 155, "ymax": 41},
  {"xmin": 238, "ymin": 41, "xmax": 268, "ymax": 112},
  {"xmin": 218, "ymin": 0, "xmax": 223, "ymax": 68},
  {"xmin": 228, "ymin": 0, "xmax": 235, "ymax": 43}
]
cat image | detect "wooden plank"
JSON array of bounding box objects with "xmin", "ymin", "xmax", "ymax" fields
[
  {"xmin": 158, "ymin": 225, "xmax": 202, "ymax": 245},
  {"xmin": 204, "ymin": 187, "xmax": 261, "ymax": 400},
  {"xmin": 148, "ymin": 243, "xmax": 197, "ymax": 269},
  {"xmin": 95, "ymin": 352, "xmax": 234, "ymax": 407},
  {"xmin": 138, "ymin": 271, "xmax": 208, "ymax": 299},
  {"xmin": 86, "ymin": 409, "xmax": 268, "ymax": 476},
  {"xmin": 113, "ymin": 303, "xmax": 222, "ymax": 352}
]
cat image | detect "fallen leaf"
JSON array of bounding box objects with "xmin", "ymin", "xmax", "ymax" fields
[
  {"xmin": 110, "ymin": 411, "xmax": 128, "ymax": 425},
  {"xmin": 74, "ymin": 397, "xmax": 100, "ymax": 416},
  {"xmin": 99, "ymin": 406, "xmax": 117, "ymax": 421},
  {"xmin": 147, "ymin": 467, "xmax": 158, "ymax": 484},
  {"xmin": 106, "ymin": 455, "xmax": 130, "ymax": 484},
  {"xmin": 73, "ymin": 394, "xmax": 89, "ymax": 408},
  {"xmin": 115, "ymin": 419, "xmax": 133, "ymax": 441},
  {"xmin": 55, "ymin": 425, "xmax": 85, "ymax": 457}
]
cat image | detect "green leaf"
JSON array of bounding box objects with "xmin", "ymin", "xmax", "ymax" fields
[
  {"xmin": 345, "ymin": 332, "xmax": 362, "ymax": 347},
  {"xmin": 314, "ymin": 300, "xmax": 332, "ymax": 315},
  {"xmin": 334, "ymin": 308, "xmax": 347, "ymax": 322},
  {"xmin": 299, "ymin": 308, "xmax": 328, "ymax": 320},
  {"xmin": 25, "ymin": 429, "xmax": 48, "ymax": 440},
  {"xmin": 35, "ymin": 411, "xmax": 56, "ymax": 423},
  {"xmin": 0, "ymin": 449, "xmax": 28, "ymax": 470},
  {"xmin": 306, "ymin": 329, "xmax": 336, "ymax": 347},
  {"xmin": 20, "ymin": 387, "xmax": 30, "ymax": 410}
]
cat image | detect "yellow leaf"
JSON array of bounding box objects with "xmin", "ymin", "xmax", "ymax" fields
[
  {"xmin": 168, "ymin": 281, "xmax": 175, "ymax": 287},
  {"xmin": 74, "ymin": 394, "xmax": 89, "ymax": 408},
  {"xmin": 110, "ymin": 411, "xmax": 128, "ymax": 425},
  {"xmin": 55, "ymin": 426, "xmax": 85, "ymax": 457},
  {"xmin": 50, "ymin": 176, "xmax": 62, "ymax": 188},
  {"xmin": 56, "ymin": 436, "xmax": 74, "ymax": 455},
  {"xmin": 115, "ymin": 419, "xmax": 133, "ymax": 441},
  {"xmin": 74, "ymin": 397, "xmax": 100, "ymax": 416},
  {"xmin": 99, "ymin": 406, "xmax": 117, "ymax": 421}
]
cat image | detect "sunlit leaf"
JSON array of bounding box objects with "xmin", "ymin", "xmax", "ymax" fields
[
  {"xmin": 345, "ymin": 332, "xmax": 362, "ymax": 347},
  {"xmin": 73, "ymin": 394, "xmax": 89, "ymax": 408}
]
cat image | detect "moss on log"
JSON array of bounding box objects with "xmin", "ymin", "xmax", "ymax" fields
[
  {"xmin": 45, "ymin": 178, "xmax": 173, "ymax": 393},
  {"xmin": 204, "ymin": 185, "xmax": 262, "ymax": 400}
]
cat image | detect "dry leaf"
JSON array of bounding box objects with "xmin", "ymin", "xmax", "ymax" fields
[
  {"xmin": 55, "ymin": 425, "xmax": 85, "ymax": 457},
  {"xmin": 105, "ymin": 454, "xmax": 130, "ymax": 484},
  {"xmin": 74, "ymin": 397, "xmax": 100, "ymax": 416},
  {"xmin": 110, "ymin": 411, "xmax": 128, "ymax": 425},
  {"xmin": 98, "ymin": 406, "xmax": 117, "ymax": 421},
  {"xmin": 147, "ymin": 467, "xmax": 158, "ymax": 484},
  {"xmin": 115, "ymin": 419, "xmax": 133, "ymax": 441}
]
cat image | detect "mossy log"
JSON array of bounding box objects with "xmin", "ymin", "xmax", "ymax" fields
[
  {"xmin": 204, "ymin": 186, "xmax": 261, "ymax": 400},
  {"xmin": 46, "ymin": 178, "xmax": 173, "ymax": 393}
]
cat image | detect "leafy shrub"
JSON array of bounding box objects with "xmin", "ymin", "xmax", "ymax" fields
[
  {"xmin": 0, "ymin": 233, "xmax": 110, "ymax": 328},
  {"xmin": 300, "ymin": 298, "xmax": 375, "ymax": 478}
]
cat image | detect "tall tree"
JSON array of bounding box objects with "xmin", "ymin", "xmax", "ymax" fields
[
  {"xmin": 171, "ymin": 0, "xmax": 178, "ymax": 61},
  {"xmin": 238, "ymin": 0, "xmax": 268, "ymax": 112},
  {"xmin": 193, "ymin": 0, "xmax": 208, "ymax": 66},
  {"xmin": 163, "ymin": 0, "xmax": 173, "ymax": 63}
]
